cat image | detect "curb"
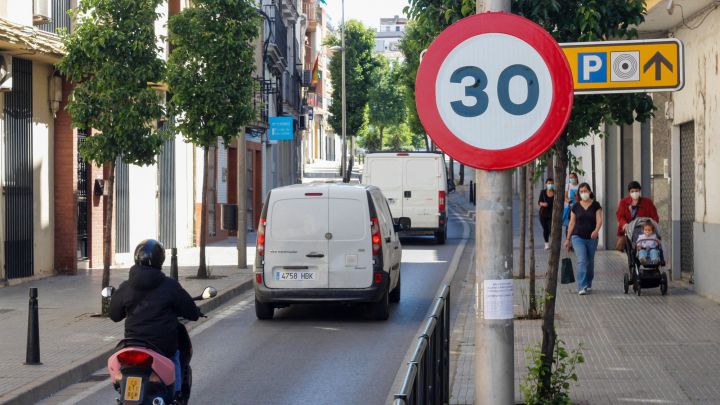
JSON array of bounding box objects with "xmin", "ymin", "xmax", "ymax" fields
[{"xmin": 0, "ymin": 277, "xmax": 254, "ymax": 405}]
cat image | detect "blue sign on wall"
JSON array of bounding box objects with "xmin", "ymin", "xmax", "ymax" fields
[{"xmin": 269, "ymin": 116, "xmax": 294, "ymax": 141}]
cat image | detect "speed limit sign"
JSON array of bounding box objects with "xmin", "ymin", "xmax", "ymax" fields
[{"xmin": 416, "ymin": 13, "xmax": 573, "ymax": 170}]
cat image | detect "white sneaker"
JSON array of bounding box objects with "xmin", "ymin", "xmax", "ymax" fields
[
  {"xmin": 544, "ymin": 242, "xmax": 550, "ymax": 250},
  {"xmin": 578, "ymin": 289, "xmax": 587, "ymax": 295},
  {"xmin": 586, "ymin": 287, "xmax": 592, "ymax": 293}
]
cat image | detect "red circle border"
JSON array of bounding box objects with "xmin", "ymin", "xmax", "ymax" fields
[{"xmin": 415, "ymin": 12, "xmax": 574, "ymax": 171}]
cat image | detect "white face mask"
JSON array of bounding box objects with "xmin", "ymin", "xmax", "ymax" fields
[
  {"xmin": 630, "ymin": 191, "xmax": 641, "ymax": 200},
  {"xmin": 580, "ymin": 192, "xmax": 590, "ymax": 201}
]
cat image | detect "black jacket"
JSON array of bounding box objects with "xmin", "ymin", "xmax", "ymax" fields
[{"xmin": 109, "ymin": 265, "xmax": 200, "ymax": 357}]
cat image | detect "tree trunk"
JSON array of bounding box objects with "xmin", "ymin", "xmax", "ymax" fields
[
  {"xmin": 197, "ymin": 147, "xmax": 210, "ymax": 278},
  {"xmin": 448, "ymin": 157, "xmax": 455, "ymax": 185},
  {"xmin": 101, "ymin": 160, "xmax": 116, "ymax": 316},
  {"xmin": 518, "ymin": 165, "xmax": 527, "ymax": 279},
  {"xmin": 237, "ymin": 133, "xmax": 247, "ymax": 269},
  {"xmin": 424, "ymin": 134, "xmax": 430, "ymax": 151},
  {"xmin": 459, "ymin": 164, "xmax": 465, "ymax": 185},
  {"xmin": 528, "ymin": 164, "xmax": 537, "ymax": 317},
  {"xmin": 379, "ymin": 126, "xmax": 384, "ymax": 149},
  {"xmin": 539, "ymin": 135, "xmax": 569, "ymax": 399}
]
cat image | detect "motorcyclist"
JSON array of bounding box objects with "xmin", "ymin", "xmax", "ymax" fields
[{"xmin": 109, "ymin": 239, "xmax": 200, "ymax": 395}]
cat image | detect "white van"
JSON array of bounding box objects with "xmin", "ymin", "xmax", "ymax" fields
[
  {"xmin": 362, "ymin": 152, "xmax": 449, "ymax": 244},
  {"xmin": 253, "ymin": 183, "xmax": 402, "ymax": 320}
]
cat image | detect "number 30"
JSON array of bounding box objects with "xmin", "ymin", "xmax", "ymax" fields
[{"xmin": 450, "ymin": 64, "xmax": 539, "ymax": 117}]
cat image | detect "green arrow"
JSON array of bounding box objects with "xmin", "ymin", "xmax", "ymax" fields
[{"xmin": 643, "ymin": 52, "xmax": 673, "ymax": 81}]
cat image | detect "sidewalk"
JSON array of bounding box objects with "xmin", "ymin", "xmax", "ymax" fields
[
  {"xmin": 302, "ymin": 159, "xmax": 362, "ymax": 184},
  {"xmin": 0, "ymin": 239, "xmax": 255, "ymax": 405},
  {"xmin": 449, "ymin": 187, "xmax": 720, "ymax": 403}
]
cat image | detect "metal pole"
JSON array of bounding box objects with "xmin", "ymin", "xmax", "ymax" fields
[
  {"xmin": 475, "ymin": 1, "xmax": 514, "ymax": 404},
  {"xmin": 25, "ymin": 287, "xmax": 41, "ymax": 365},
  {"xmin": 170, "ymin": 247, "xmax": 178, "ymax": 281},
  {"xmin": 340, "ymin": 0, "xmax": 347, "ymax": 180},
  {"xmin": 237, "ymin": 130, "xmax": 248, "ymax": 269}
]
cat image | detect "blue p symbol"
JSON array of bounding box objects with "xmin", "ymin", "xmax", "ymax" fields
[{"xmin": 578, "ymin": 53, "xmax": 607, "ymax": 83}]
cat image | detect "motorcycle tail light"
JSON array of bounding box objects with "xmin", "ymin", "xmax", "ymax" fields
[{"xmin": 117, "ymin": 350, "xmax": 153, "ymax": 367}]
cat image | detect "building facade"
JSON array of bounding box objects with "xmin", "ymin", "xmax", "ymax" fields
[{"xmin": 375, "ymin": 15, "xmax": 407, "ymax": 61}]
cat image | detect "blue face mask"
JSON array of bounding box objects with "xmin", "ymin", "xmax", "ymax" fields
[{"xmin": 547, "ymin": 184, "xmax": 555, "ymax": 190}]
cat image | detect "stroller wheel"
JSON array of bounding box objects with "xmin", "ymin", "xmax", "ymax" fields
[
  {"xmin": 634, "ymin": 276, "xmax": 641, "ymax": 296},
  {"xmin": 661, "ymin": 273, "xmax": 668, "ymax": 296},
  {"xmin": 623, "ymin": 273, "xmax": 629, "ymax": 294}
]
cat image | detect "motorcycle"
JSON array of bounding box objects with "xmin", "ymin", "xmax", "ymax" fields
[{"xmin": 102, "ymin": 285, "xmax": 217, "ymax": 405}]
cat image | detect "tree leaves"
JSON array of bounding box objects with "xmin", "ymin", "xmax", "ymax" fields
[
  {"xmin": 57, "ymin": 0, "xmax": 167, "ymax": 167},
  {"xmin": 165, "ymin": 0, "xmax": 260, "ymax": 148}
]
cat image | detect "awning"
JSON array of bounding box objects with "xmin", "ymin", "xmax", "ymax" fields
[{"xmin": 0, "ymin": 17, "xmax": 65, "ymax": 64}]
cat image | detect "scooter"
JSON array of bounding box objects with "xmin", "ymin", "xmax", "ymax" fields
[{"xmin": 101, "ymin": 286, "xmax": 217, "ymax": 405}]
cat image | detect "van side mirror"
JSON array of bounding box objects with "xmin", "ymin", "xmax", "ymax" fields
[
  {"xmin": 394, "ymin": 222, "xmax": 408, "ymax": 232},
  {"xmin": 447, "ymin": 179, "xmax": 456, "ymax": 193}
]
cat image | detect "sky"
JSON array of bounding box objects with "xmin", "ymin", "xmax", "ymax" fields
[{"xmin": 323, "ymin": 0, "xmax": 409, "ymax": 31}]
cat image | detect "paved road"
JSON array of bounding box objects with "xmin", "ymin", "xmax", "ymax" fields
[{"xmin": 39, "ymin": 210, "xmax": 470, "ymax": 405}]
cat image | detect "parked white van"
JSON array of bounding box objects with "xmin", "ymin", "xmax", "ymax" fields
[
  {"xmin": 362, "ymin": 152, "xmax": 450, "ymax": 244},
  {"xmin": 254, "ymin": 183, "xmax": 403, "ymax": 320}
]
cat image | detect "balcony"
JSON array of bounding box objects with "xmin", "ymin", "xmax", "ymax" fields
[
  {"xmin": 303, "ymin": 0, "xmax": 318, "ymax": 32},
  {"xmin": 265, "ymin": 4, "xmax": 288, "ymax": 77},
  {"xmin": 278, "ymin": 0, "xmax": 299, "ymax": 24},
  {"xmin": 282, "ymin": 70, "xmax": 302, "ymax": 113}
]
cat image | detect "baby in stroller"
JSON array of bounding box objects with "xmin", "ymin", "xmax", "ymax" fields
[{"xmin": 636, "ymin": 222, "xmax": 661, "ymax": 265}]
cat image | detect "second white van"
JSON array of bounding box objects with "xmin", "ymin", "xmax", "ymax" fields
[
  {"xmin": 362, "ymin": 152, "xmax": 449, "ymax": 244},
  {"xmin": 253, "ymin": 183, "xmax": 403, "ymax": 320}
]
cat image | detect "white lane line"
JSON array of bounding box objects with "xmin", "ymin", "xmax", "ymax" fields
[{"xmin": 56, "ymin": 293, "xmax": 254, "ymax": 405}]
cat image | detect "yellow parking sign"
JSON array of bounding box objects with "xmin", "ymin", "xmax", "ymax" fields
[{"xmin": 561, "ymin": 38, "xmax": 684, "ymax": 94}]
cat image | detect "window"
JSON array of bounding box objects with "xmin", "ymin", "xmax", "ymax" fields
[{"xmin": 395, "ymin": 26, "xmax": 400, "ymax": 32}]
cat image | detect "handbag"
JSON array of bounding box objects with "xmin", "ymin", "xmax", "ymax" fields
[
  {"xmin": 561, "ymin": 257, "xmax": 575, "ymax": 284},
  {"xmin": 615, "ymin": 235, "xmax": 625, "ymax": 252}
]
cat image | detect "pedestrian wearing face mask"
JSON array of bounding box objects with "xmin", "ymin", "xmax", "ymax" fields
[
  {"xmin": 538, "ymin": 178, "xmax": 555, "ymax": 250},
  {"xmin": 615, "ymin": 181, "xmax": 659, "ymax": 252},
  {"xmin": 565, "ymin": 183, "xmax": 603, "ymax": 295},
  {"xmin": 563, "ymin": 172, "xmax": 580, "ymax": 229}
]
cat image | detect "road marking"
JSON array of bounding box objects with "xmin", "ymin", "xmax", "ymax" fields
[{"xmin": 55, "ymin": 293, "xmax": 254, "ymax": 405}]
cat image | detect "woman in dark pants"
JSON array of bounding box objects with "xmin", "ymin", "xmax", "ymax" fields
[{"xmin": 538, "ymin": 178, "xmax": 555, "ymax": 250}]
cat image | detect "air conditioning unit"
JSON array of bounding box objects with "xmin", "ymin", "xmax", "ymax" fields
[
  {"xmin": 0, "ymin": 55, "xmax": 12, "ymax": 93},
  {"xmin": 33, "ymin": 0, "xmax": 51, "ymax": 25}
]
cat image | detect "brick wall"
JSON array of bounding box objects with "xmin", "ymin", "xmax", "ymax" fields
[{"xmin": 53, "ymin": 79, "xmax": 77, "ymax": 274}]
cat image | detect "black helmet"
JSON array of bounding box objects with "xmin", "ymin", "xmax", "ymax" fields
[{"xmin": 134, "ymin": 239, "xmax": 165, "ymax": 269}]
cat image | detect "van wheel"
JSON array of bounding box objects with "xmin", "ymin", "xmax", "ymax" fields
[
  {"xmin": 369, "ymin": 289, "xmax": 390, "ymax": 321},
  {"xmin": 435, "ymin": 229, "xmax": 446, "ymax": 245},
  {"xmin": 389, "ymin": 271, "xmax": 401, "ymax": 303},
  {"xmin": 255, "ymin": 299, "xmax": 274, "ymax": 320}
]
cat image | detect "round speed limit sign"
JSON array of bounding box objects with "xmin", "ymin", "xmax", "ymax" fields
[{"xmin": 416, "ymin": 13, "xmax": 573, "ymax": 170}]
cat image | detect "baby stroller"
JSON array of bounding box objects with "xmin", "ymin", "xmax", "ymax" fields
[{"xmin": 623, "ymin": 217, "xmax": 668, "ymax": 296}]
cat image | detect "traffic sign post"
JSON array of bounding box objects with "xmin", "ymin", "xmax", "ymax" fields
[{"xmin": 561, "ymin": 38, "xmax": 684, "ymax": 94}]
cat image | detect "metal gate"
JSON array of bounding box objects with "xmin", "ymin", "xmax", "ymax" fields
[
  {"xmin": 158, "ymin": 137, "xmax": 176, "ymax": 248},
  {"xmin": 679, "ymin": 122, "xmax": 695, "ymax": 276},
  {"xmin": 3, "ymin": 58, "xmax": 33, "ymax": 279},
  {"xmin": 115, "ymin": 158, "xmax": 130, "ymax": 253},
  {"xmin": 77, "ymin": 130, "xmax": 89, "ymax": 259}
]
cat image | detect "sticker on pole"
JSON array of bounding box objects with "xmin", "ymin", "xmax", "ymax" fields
[
  {"xmin": 482, "ymin": 279, "xmax": 514, "ymax": 320},
  {"xmin": 415, "ymin": 13, "xmax": 573, "ymax": 170}
]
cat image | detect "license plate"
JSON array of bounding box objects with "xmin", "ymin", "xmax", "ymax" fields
[
  {"xmin": 274, "ymin": 271, "xmax": 316, "ymax": 281},
  {"xmin": 124, "ymin": 376, "xmax": 143, "ymax": 402}
]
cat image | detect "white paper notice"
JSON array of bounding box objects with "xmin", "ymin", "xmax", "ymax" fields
[{"xmin": 483, "ymin": 279, "xmax": 514, "ymax": 320}]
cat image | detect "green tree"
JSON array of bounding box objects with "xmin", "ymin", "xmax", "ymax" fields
[
  {"xmin": 357, "ymin": 107, "xmax": 381, "ymax": 151},
  {"xmin": 368, "ymin": 56, "xmax": 406, "ymax": 146},
  {"xmin": 513, "ymin": 1, "xmax": 654, "ymax": 400},
  {"xmin": 326, "ymin": 20, "xmax": 379, "ymax": 144},
  {"xmin": 166, "ymin": 0, "xmax": 260, "ymax": 278},
  {"xmin": 58, "ymin": 0, "xmax": 167, "ymax": 314},
  {"xmin": 384, "ymin": 123, "xmax": 413, "ymax": 151}
]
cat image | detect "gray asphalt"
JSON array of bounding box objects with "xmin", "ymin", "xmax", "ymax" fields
[{"xmin": 40, "ymin": 212, "xmax": 470, "ymax": 405}]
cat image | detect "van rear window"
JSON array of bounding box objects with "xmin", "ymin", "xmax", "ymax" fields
[{"xmin": 270, "ymin": 199, "xmax": 328, "ymax": 241}]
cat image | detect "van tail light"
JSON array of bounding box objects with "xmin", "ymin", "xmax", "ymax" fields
[
  {"xmin": 255, "ymin": 273, "xmax": 263, "ymax": 284},
  {"xmin": 257, "ymin": 218, "xmax": 267, "ymax": 256},
  {"xmin": 117, "ymin": 350, "xmax": 153, "ymax": 367},
  {"xmin": 439, "ymin": 191, "xmax": 446, "ymax": 212},
  {"xmin": 371, "ymin": 217, "xmax": 381, "ymax": 255}
]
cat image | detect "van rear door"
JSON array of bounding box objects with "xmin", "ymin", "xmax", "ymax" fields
[
  {"xmin": 403, "ymin": 157, "xmax": 441, "ymax": 228},
  {"xmin": 264, "ymin": 189, "xmax": 329, "ymax": 289},
  {"xmin": 327, "ymin": 187, "xmax": 373, "ymax": 288},
  {"xmin": 367, "ymin": 157, "xmax": 403, "ymax": 218}
]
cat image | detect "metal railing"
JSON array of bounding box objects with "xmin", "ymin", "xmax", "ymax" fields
[{"xmin": 394, "ymin": 284, "xmax": 451, "ymax": 405}]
